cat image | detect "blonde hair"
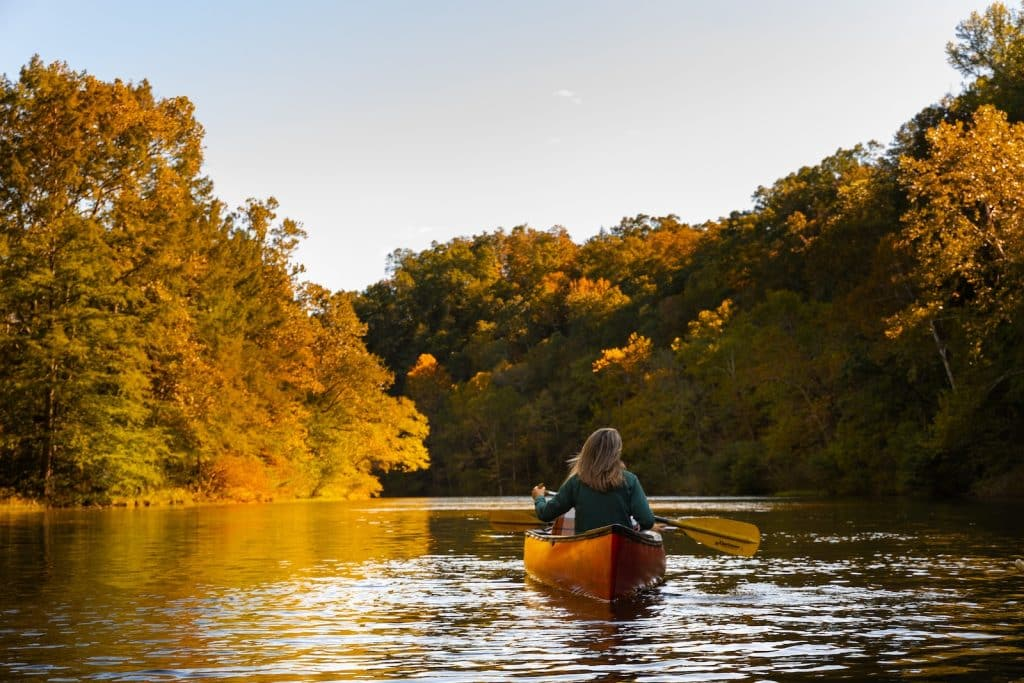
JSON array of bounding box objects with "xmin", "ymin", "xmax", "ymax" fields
[{"xmin": 568, "ymin": 427, "xmax": 625, "ymax": 491}]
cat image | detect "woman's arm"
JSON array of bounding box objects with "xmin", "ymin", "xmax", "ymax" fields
[
  {"xmin": 533, "ymin": 478, "xmax": 575, "ymax": 522},
  {"xmin": 629, "ymin": 474, "xmax": 656, "ymax": 530}
]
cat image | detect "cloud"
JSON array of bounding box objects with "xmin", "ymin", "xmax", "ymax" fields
[
  {"xmin": 553, "ymin": 88, "xmax": 582, "ymax": 105},
  {"xmin": 401, "ymin": 224, "xmax": 439, "ymax": 238}
]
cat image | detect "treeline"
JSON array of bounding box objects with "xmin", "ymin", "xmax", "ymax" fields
[
  {"xmin": 0, "ymin": 58, "xmax": 428, "ymax": 504},
  {"xmin": 4, "ymin": 5, "xmax": 1023, "ymax": 505},
  {"xmin": 357, "ymin": 3, "xmax": 1024, "ymax": 498}
]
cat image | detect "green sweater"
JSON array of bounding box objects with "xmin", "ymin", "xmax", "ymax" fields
[{"xmin": 534, "ymin": 471, "xmax": 655, "ymax": 534}]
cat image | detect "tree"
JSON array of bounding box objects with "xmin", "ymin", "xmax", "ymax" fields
[
  {"xmin": 444, "ymin": 371, "xmax": 522, "ymax": 495},
  {"xmin": 894, "ymin": 105, "xmax": 1024, "ymax": 388},
  {"xmin": 0, "ymin": 58, "xmax": 206, "ymax": 501},
  {"xmin": 947, "ymin": 2, "xmax": 1024, "ymax": 119},
  {"xmin": 0, "ymin": 58, "xmax": 431, "ymax": 503},
  {"xmin": 892, "ymin": 104, "xmax": 1024, "ymax": 493},
  {"xmin": 295, "ymin": 284, "xmax": 430, "ymax": 499}
]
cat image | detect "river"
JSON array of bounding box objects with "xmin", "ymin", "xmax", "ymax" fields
[{"xmin": 1, "ymin": 497, "xmax": 1022, "ymax": 681}]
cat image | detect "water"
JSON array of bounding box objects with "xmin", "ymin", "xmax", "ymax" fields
[{"xmin": 1, "ymin": 497, "xmax": 1022, "ymax": 681}]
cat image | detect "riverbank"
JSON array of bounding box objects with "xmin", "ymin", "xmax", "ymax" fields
[
  {"xmin": 0, "ymin": 493, "xmax": 44, "ymax": 510},
  {"xmin": 0, "ymin": 487, "xmax": 383, "ymax": 510}
]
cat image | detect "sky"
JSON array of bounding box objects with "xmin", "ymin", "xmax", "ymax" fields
[{"xmin": 0, "ymin": 0, "xmax": 988, "ymax": 292}]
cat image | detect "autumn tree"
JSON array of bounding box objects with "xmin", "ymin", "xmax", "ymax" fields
[
  {"xmin": 0, "ymin": 57, "xmax": 206, "ymax": 501},
  {"xmin": 0, "ymin": 58, "xmax": 430, "ymax": 503},
  {"xmin": 348, "ymin": 3, "xmax": 1024, "ymax": 499},
  {"xmin": 893, "ymin": 104, "xmax": 1024, "ymax": 492},
  {"xmin": 304, "ymin": 286, "xmax": 428, "ymax": 498}
]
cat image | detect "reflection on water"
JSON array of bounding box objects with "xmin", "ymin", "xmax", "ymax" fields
[{"xmin": 1, "ymin": 497, "xmax": 1022, "ymax": 681}]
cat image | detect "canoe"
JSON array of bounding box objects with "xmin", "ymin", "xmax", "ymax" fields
[{"xmin": 524, "ymin": 524, "xmax": 666, "ymax": 601}]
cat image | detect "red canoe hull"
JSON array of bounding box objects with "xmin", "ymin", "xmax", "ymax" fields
[{"xmin": 524, "ymin": 524, "xmax": 666, "ymax": 601}]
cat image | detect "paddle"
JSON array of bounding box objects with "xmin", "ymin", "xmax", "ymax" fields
[
  {"xmin": 654, "ymin": 515, "xmax": 760, "ymax": 558},
  {"xmin": 486, "ymin": 489, "xmax": 556, "ymax": 530},
  {"xmin": 488, "ymin": 508, "xmax": 543, "ymax": 530},
  {"xmin": 489, "ymin": 498, "xmax": 761, "ymax": 557}
]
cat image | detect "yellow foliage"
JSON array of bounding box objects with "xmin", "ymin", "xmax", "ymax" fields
[
  {"xmin": 204, "ymin": 454, "xmax": 274, "ymax": 502},
  {"xmin": 539, "ymin": 271, "xmax": 570, "ymax": 295},
  {"xmin": 593, "ymin": 332, "xmax": 653, "ymax": 374},
  {"xmin": 311, "ymin": 465, "xmax": 385, "ymax": 499},
  {"xmin": 406, "ymin": 353, "xmax": 452, "ymax": 416},
  {"xmin": 408, "ymin": 353, "xmax": 441, "ymax": 378},
  {"xmin": 566, "ymin": 277, "xmax": 630, "ymax": 320},
  {"xmin": 673, "ymin": 299, "xmax": 735, "ymax": 353},
  {"xmin": 895, "ymin": 105, "xmax": 1024, "ymax": 349}
]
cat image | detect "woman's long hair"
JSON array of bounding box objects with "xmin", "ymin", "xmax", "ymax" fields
[{"xmin": 568, "ymin": 427, "xmax": 625, "ymax": 491}]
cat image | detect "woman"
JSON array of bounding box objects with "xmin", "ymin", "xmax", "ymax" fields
[{"xmin": 532, "ymin": 427, "xmax": 655, "ymax": 534}]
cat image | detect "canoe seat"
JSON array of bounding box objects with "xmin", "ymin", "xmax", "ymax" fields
[{"xmin": 551, "ymin": 509, "xmax": 575, "ymax": 535}]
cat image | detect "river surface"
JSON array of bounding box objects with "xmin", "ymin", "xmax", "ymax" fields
[{"xmin": 1, "ymin": 497, "xmax": 1022, "ymax": 681}]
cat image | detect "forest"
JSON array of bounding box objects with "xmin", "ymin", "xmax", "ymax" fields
[
  {"xmin": 0, "ymin": 57, "xmax": 428, "ymax": 504},
  {"xmin": 357, "ymin": 3, "xmax": 1024, "ymax": 499},
  {"xmin": 2, "ymin": 3, "xmax": 1023, "ymax": 504}
]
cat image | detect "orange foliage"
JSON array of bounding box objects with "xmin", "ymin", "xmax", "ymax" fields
[{"xmin": 204, "ymin": 455, "xmax": 274, "ymax": 502}]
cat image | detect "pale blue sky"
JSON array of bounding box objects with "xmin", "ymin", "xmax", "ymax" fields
[{"xmin": 1, "ymin": 1, "xmax": 986, "ymax": 292}]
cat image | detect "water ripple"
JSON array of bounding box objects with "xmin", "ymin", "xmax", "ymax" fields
[{"xmin": 2, "ymin": 499, "xmax": 1023, "ymax": 680}]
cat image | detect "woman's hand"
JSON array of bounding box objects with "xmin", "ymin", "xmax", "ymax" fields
[{"xmin": 531, "ymin": 484, "xmax": 547, "ymax": 500}]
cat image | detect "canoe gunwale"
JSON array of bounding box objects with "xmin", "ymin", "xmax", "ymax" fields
[{"xmin": 525, "ymin": 523, "xmax": 662, "ymax": 546}]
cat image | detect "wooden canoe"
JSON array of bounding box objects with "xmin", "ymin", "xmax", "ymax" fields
[{"xmin": 524, "ymin": 524, "xmax": 666, "ymax": 601}]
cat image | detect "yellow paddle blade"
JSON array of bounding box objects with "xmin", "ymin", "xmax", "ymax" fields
[{"xmin": 656, "ymin": 515, "xmax": 761, "ymax": 557}]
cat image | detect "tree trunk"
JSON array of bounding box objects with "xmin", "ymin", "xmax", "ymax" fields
[
  {"xmin": 930, "ymin": 319, "xmax": 957, "ymax": 391},
  {"xmin": 43, "ymin": 382, "xmax": 56, "ymax": 500}
]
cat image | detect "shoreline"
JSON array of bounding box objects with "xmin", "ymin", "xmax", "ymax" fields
[
  {"xmin": 3, "ymin": 490, "xmax": 1023, "ymax": 511},
  {"xmin": 0, "ymin": 489, "xmax": 380, "ymax": 511}
]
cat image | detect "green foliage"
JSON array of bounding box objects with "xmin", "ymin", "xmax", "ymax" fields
[
  {"xmin": 947, "ymin": 1, "xmax": 1024, "ymax": 120},
  {"xmin": 0, "ymin": 58, "xmax": 428, "ymax": 504},
  {"xmin": 6, "ymin": 1, "xmax": 1024, "ymax": 503},
  {"xmin": 354, "ymin": 3, "xmax": 1024, "ymax": 499}
]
